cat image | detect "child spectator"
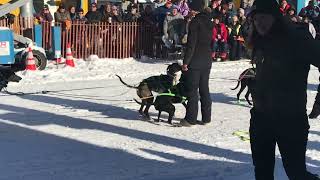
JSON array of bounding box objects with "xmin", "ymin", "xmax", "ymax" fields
[
  {"xmin": 228, "ymin": 15, "xmax": 243, "ymax": 60},
  {"xmin": 212, "ymin": 15, "xmax": 228, "ymax": 60}
]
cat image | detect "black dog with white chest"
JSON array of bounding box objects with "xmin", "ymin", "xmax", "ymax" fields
[{"xmin": 116, "ymin": 63, "xmax": 182, "ymax": 119}]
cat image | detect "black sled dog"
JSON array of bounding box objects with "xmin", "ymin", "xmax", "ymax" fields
[
  {"xmin": 231, "ymin": 67, "xmax": 256, "ymax": 105},
  {"xmin": 116, "ymin": 63, "xmax": 182, "ymax": 119}
]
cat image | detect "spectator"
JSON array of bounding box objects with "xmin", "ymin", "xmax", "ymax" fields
[
  {"xmin": 228, "ymin": 15, "xmax": 243, "ymax": 60},
  {"xmin": 154, "ymin": 0, "xmax": 174, "ymax": 33},
  {"xmin": 247, "ymin": 0, "xmax": 320, "ymax": 179},
  {"xmin": 36, "ymin": 5, "xmax": 53, "ymax": 23},
  {"xmin": 227, "ymin": 1, "xmax": 237, "ymax": 17},
  {"xmin": 180, "ymin": 0, "xmax": 213, "ymax": 127},
  {"xmin": 54, "ymin": 4, "xmax": 71, "ymax": 23},
  {"xmin": 76, "ymin": 8, "xmax": 87, "ymax": 22},
  {"xmin": 124, "ymin": 3, "xmax": 141, "ymax": 22},
  {"xmin": 287, "ymin": 7, "xmax": 301, "ymax": 23},
  {"xmin": 101, "ymin": 2, "xmax": 113, "ymax": 22},
  {"xmin": 313, "ymin": 11, "xmax": 320, "ymax": 39},
  {"xmin": 139, "ymin": 5, "xmax": 156, "ymax": 26},
  {"xmin": 303, "ymin": 16, "xmax": 317, "ymax": 39},
  {"xmin": 279, "ymin": 0, "xmax": 291, "ymax": 16},
  {"xmin": 212, "ymin": 15, "xmax": 228, "ymax": 60},
  {"xmin": 111, "ymin": 5, "xmax": 123, "ymax": 23},
  {"xmin": 238, "ymin": 8, "xmax": 246, "ymax": 25},
  {"xmin": 85, "ymin": 3, "xmax": 103, "ymax": 23},
  {"xmin": 69, "ymin": 6, "xmax": 77, "ymax": 21},
  {"xmin": 176, "ymin": 0, "xmax": 190, "ymax": 17},
  {"xmin": 299, "ymin": 0, "xmax": 320, "ymax": 21},
  {"xmin": 220, "ymin": 4, "xmax": 231, "ymax": 26},
  {"xmin": 154, "ymin": 0, "xmax": 167, "ymax": 9},
  {"xmin": 163, "ymin": 5, "xmax": 185, "ymax": 49},
  {"xmin": 240, "ymin": 0, "xmax": 254, "ymax": 12},
  {"xmin": 210, "ymin": 0, "xmax": 222, "ymax": 18}
]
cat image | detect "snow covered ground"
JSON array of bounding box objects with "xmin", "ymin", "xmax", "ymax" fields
[{"xmin": 0, "ymin": 57, "xmax": 319, "ymax": 180}]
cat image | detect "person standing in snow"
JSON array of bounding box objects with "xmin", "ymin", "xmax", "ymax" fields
[
  {"xmin": 179, "ymin": 0, "xmax": 213, "ymax": 127},
  {"xmin": 246, "ymin": 0, "xmax": 320, "ymax": 179}
]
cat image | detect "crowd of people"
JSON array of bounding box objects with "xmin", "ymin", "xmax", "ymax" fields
[
  {"xmin": 32, "ymin": 0, "xmax": 320, "ymax": 60},
  {"xmin": 2, "ymin": 0, "xmax": 320, "ymax": 61}
]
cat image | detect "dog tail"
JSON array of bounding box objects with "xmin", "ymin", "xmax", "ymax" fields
[
  {"xmin": 231, "ymin": 81, "xmax": 240, "ymax": 90},
  {"xmin": 116, "ymin": 75, "xmax": 138, "ymax": 89},
  {"xmin": 134, "ymin": 98, "xmax": 143, "ymax": 105}
]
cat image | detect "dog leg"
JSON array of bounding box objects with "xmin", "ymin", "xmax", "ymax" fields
[
  {"xmin": 167, "ymin": 104, "xmax": 175, "ymax": 124},
  {"xmin": 156, "ymin": 111, "xmax": 161, "ymax": 122},
  {"xmin": 182, "ymin": 102, "xmax": 187, "ymax": 108},
  {"xmin": 245, "ymin": 90, "xmax": 252, "ymax": 105},
  {"xmin": 139, "ymin": 100, "xmax": 145, "ymax": 115},
  {"xmin": 237, "ymin": 82, "xmax": 247, "ymax": 103},
  {"xmin": 143, "ymin": 98, "xmax": 154, "ymax": 120}
]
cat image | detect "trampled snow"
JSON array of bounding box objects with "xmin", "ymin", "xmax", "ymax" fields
[{"xmin": 0, "ymin": 57, "xmax": 319, "ymax": 180}]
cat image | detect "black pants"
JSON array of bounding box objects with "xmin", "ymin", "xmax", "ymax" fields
[
  {"xmin": 314, "ymin": 68, "xmax": 320, "ymax": 104},
  {"xmin": 249, "ymin": 108, "xmax": 315, "ymax": 180},
  {"xmin": 184, "ymin": 68, "xmax": 212, "ymax": 124},
  {"xmin": 229, "ymin": 39, "xmax": 243, "ymax": 60}
]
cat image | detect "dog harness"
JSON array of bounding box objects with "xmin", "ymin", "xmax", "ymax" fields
[{"xmin": 158, "ymin": 90, "xmax": 187, "ymax": 103}]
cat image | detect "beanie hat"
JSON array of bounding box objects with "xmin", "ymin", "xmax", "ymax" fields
[
  {"xmin": 190, "ymin": 0, "xmax": 207, "ymax": 12},
  {"xmin": 247, "ymin": 0, "xmax": 282, "ymax": 17}
]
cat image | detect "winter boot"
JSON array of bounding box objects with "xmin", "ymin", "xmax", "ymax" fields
[
  {"xmin": 220, "ymin": 52, "xmax": 228, "ymax": 61},
  {"xmin": 309, "ymin": 103, "xmax": 320, "ymax": 119},
  {"xmin": 179, "ymin": 119, "xmax": 193, "ymax": 127},
  {"xmin": 211, "ymin": 52, "xmax": 216, "ymax": 60}
]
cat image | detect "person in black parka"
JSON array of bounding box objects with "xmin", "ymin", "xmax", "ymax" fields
[
  {"xmin": 179, "ymin": 0, "xmax": 213, "ymax": 127},
  {"xmin": 246, "ymin": 0, "xmax": 320, "ymax": 179}
]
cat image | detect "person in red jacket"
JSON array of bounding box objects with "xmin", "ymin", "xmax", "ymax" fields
[
  {"xmin": 280, "ymin": 0, "xmax": 291, "ymax": 16},
  {"xmin": 212, "ymin": 15, "xmax": 228, "ymax": 60}
]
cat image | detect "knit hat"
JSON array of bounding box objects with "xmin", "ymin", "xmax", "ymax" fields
[
  {"xmin": 59, "ymin": 4, "xmax": 65, "ymax": 9},
  {"xmin": 190, "ymin": 0, "xmax": 207, "ymax": 12},
  {"xmin": 247, "ymin": 0, "xmax": 282, "ymax": 17}
]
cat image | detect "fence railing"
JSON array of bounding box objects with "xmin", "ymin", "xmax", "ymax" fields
[{"xmin": 0, "ymin": 17, "xmax": 159, "ymax": 59}]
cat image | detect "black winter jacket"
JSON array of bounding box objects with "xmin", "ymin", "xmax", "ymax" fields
[
  {"xmin": 85, "ymin": 11, "xmax": 102, "ymax": 23},
  {"xmin": 183, "ymin": 12, "xmax": 213, "ymax": 70},
  {"xmin": 252, "ymin": 18, "xmax": 320, "ymax": 118}
]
